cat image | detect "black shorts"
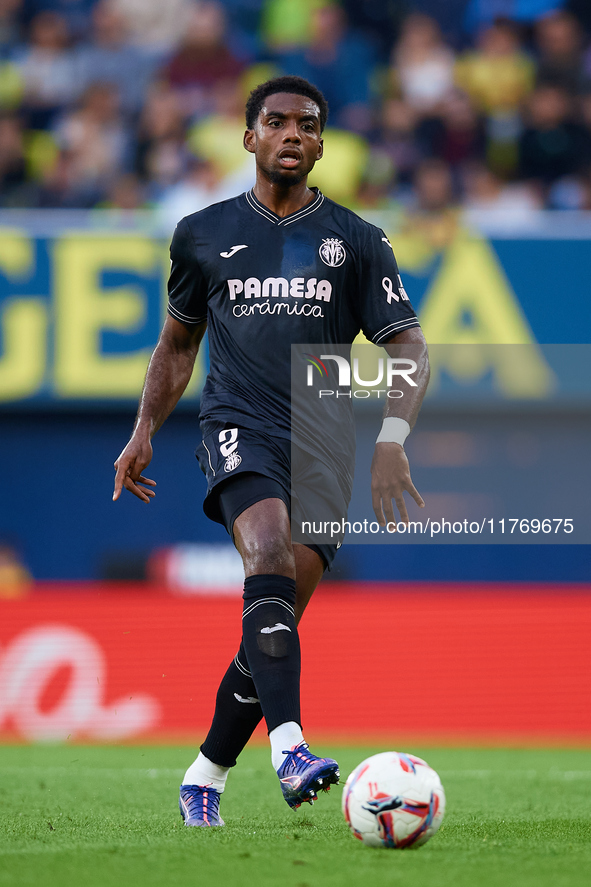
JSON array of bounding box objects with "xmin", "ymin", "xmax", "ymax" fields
[{"xmin": 195, "ymin": 424, "xmax": 351, "ymax": 570}]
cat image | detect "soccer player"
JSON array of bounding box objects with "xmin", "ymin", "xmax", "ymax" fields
[{"xmin": 113, "ymin": 76, "xmax": 429, "ymax": 827}]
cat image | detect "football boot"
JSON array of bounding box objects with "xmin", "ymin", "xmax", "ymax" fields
[
  {"xmin": 179, "ymin": 784, "xmax": 225, "ymax": 827},
  {"xmin": 277, "ymin": 742, "xmax": 340, "ymax": 809}
]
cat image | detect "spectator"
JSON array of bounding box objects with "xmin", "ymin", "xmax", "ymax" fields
[
  {"xmin": 155, "ymin": 156, "xmax": 254, "ymax": 233},
  {"xmin": 186, "ymin": 80, "xmax": 253, "ymax": 178},
  {"xmin": 419, "ymin": 89, "xmax": 486, "ymax": 171},
  {"xmin": 0, "ymin": 112, "xmax": 27, "ymax": 203},
  {"xmin": 279, "ymin": 4, "xmax": 376, "ymax": 133},
  {"xmin": 391, "ymin": 14, "xmax": 456, "ymax": 116},
  {"xmin": 220, "ymin": 0, "xmax": 265, "ymax": 60},
  {"xmin": 400, "ymin": 157, "xmax": 460, "ymax": 251},
  {"xmin": 0, "ymin": 0, "xmax": 24, "ymax": 58},
  {"xmin": 413, "ymin": 156, "xmax": 456, "ymax": 211},
  {"xmin": 455, "ymin": 18, "xmax": 535, "ymax": 114},
  {"xmin": 13, "ymin": 10, "xmax": 77, "ymax": 128},
  {"xmin": 162, "ymin": 1, "xmax": 246, "ymax": 119},
  {"xmin": 351, "ymin": 149, "xmax": 399, "ymax": 212},
  {"xmin": 547, "ymin": 173, "xmax": 588, "ymax": 207},
  {"xmin": 36, "ymin": 148, "xmax": 90, "ymax": 205},
  {"xmin": 579, "ymin": 90, "xmax": 591, "ymax": 137},
  {"xmin": 308, "ymin": 127, "xmax": 370, "ymax": 205},
  {"xmin": 341, "ymin": 0, "xmax": 403, "ymax": 62},
  {"xmin": 374, "ymin": 97, "xmax": 422, "ymax": 187},
  {"xmin": 101, "ymin": 171, "xmax": 150, "ymax": 209},
  {"xmin": 567, "ymin": 0, "xmax": 591, "ymax": 33},
  {"xmin": 261, "ymin": 0, "xmax": 326, "ymax": 54},
  {"xmin": 519, "ymin": 84, "xmax": 591, "ymax": 189},
  {"xmin": 462, "ymin": 159, "xmax": 543, "ymax": 214},
  {"xmin": 134, "ymin": 82, "xmax": 188, "ymax": 194},
  {"xmin": 535, "ymin": 9, "xmax": 587, "ymax": 92},
  {"xmin": 409, "ymin": 0, "xmax": 473, "ymax": 49},
  {"xmin": 110, "ymin": 0, "xmax": 196, "ymax": 58},
  {"xmin": 75, "ymin": 0, "xmax": 157, "ymax": 116},
  {"xmin": 580, "ymin": 168, "xmax": 591, "ymax": 209},
  {"xmin": 0, "ymin": 58, "xmax": 23, "ymax": 111},
  {"xmin": 21, "ymin": 0, "xmax": 96, "ymax": 41},
  {"xmin": 53, "ymin": 82, "xmax": 130, "ymax": 200},
  {"xmin": 463, "ymin": 0, "xmax": 566, "ymax": 35}
]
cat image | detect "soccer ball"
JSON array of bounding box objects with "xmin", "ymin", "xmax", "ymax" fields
[{"xmin": 342, "ymin": 751, "xmax": 445, "ymax": 849}]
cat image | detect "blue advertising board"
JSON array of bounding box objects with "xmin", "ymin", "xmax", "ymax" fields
[{"xmin": 0, "ymin": 211, "xmax": 590, "ymax": 408}]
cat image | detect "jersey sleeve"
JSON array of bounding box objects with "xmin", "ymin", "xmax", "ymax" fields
[
  {"xmin": 356, "ymin": 227, "xmax": 421, "ymax": 345},
  {"xmin": 166, "ymin": 217, "xmax": 208, "ymax": 326}
]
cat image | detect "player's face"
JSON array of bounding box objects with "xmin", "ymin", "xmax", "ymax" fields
[{"xmin": 244, "ymin": 93, "xmax": 324, "ymax": 186}]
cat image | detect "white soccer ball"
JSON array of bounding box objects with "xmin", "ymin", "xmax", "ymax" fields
[{"xmin": 342, "ymin": 751, "xmax": 446, "ymax": 849}]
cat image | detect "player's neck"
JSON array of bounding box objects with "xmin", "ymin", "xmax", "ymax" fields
[{"xmin": 252, "ymin": 178, "xmax": 316, "ymax": 218}]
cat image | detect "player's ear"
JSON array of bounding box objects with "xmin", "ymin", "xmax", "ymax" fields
[
  {"xmin": 244, "ymin": 129, "xmax": 256, "ymax": 154},
  {"xmin": 317, "ymin": 138, "xmax": 324, "ymax": 161}
]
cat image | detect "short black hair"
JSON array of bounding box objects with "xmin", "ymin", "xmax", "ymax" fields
[{"xmin": 245, "ymin": 76, "xmax": 329, "ymax": 132}]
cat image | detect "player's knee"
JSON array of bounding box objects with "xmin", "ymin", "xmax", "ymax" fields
[
  {"xmin": 241, "ymin": 531, "xmax": 294, "ymax": 576},
  {"xmin": 242, "ymin": 574, "xmax": 298, "ymax": 661}
]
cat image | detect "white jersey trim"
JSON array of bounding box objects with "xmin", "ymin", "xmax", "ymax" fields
[
  {"xmin": 372, "ymin": 317, "xmax": 421, "ymax": 344},
  {"xmin": 245, "ymin": 189, "xmax": 277, "ymax": 223},
  {"xmin": 167, "ymin": 302, "xmax": 207, "ymax": 325},
  {"xmin": 282, "ymin": 192, "xmax": 325, "ymax": 226},
  {"xmin": 245, "ymin": 189, "xmax": 324, "ymax": 226}
]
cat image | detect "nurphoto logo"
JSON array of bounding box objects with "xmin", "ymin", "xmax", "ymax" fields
[{"xmin": 304, "ymin": 353, "xmax": 417, "ymax": 398}]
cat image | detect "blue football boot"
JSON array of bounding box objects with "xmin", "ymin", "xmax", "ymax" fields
[
  {"xmin": 277, "ymin": 743, "xmax": 340, "ymax": 809},
  {"xmin": 179, "ymin": 785, "xmax": 225, "ymax": 827}
]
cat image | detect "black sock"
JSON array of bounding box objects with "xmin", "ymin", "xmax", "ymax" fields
[
  {"xmin": 241, "ymin": 574, "xmax": 300, "ymax": 733},
  {"xmin": 200, "ymin": 641, "xmax": 263, "ymax": 768}
]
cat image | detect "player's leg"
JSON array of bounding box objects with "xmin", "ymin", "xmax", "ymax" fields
[
  {"xmin": 233, "ymin": 496, "xmax": 298, "ymax": 753},
  {"xmin": 184, "ymin": 496, "xmax": 292, "ymax": 781},
  {"xmin": 181, "ymin": 427, "xmax": 338, "ymax": 822},
  {"xmin": 180, "ymin": 535, "xmax": 325, "ymax": 823},
  {"xmin": 181, "ymin": 439, "xmax": 290, "ymax": 822},
  {"xmin": 194, "ymin": 545, "xmax": 324, "ymax": 756},
  {"xmin": 230, "ymin": 499, "xmax": 339, "ymax": 807},
  {"xmin": 191, "ymin": 540, "xmax": 323, "ymax": 767}
]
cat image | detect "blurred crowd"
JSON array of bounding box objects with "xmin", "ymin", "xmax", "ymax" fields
[{"xmin": 1, "ymin": 0, "xmax": 591, "ymax": 223}]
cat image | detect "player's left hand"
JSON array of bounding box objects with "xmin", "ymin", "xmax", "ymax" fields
[
  {"xmin": 113, "ymin": 435, "xmax": 156, "ymax": 504},
  {"xmin": 371, "ymin": 442, "xmax": 424, "ymax": 528}
]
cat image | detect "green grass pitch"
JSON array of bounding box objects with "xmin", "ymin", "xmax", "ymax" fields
[{"xmin": 1, "ymin": 744, "xmax": 590, "ymax": 887}]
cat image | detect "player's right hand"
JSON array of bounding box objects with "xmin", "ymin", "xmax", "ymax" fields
[{"xmin": 113, "ymin": 437, "xmax": 156, "ymax": 503}]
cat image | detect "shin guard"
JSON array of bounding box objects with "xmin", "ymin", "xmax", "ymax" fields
[{"xmin": 241, "ymin": 574, "xmax": 300, "ymax": 733}]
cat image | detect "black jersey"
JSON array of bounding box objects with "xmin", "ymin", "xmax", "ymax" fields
[{"xmin": 167, "ymin": 188, "xmax": 420, "ymax": 441}]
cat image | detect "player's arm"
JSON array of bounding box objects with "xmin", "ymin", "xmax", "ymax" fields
[
  {"xmin": 370, "ymin": 326, "xmax": 429, "ymax": 527},
  {"xmin": 113, "ymin": 316, "xmax": 206, "ymax": 503}
]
